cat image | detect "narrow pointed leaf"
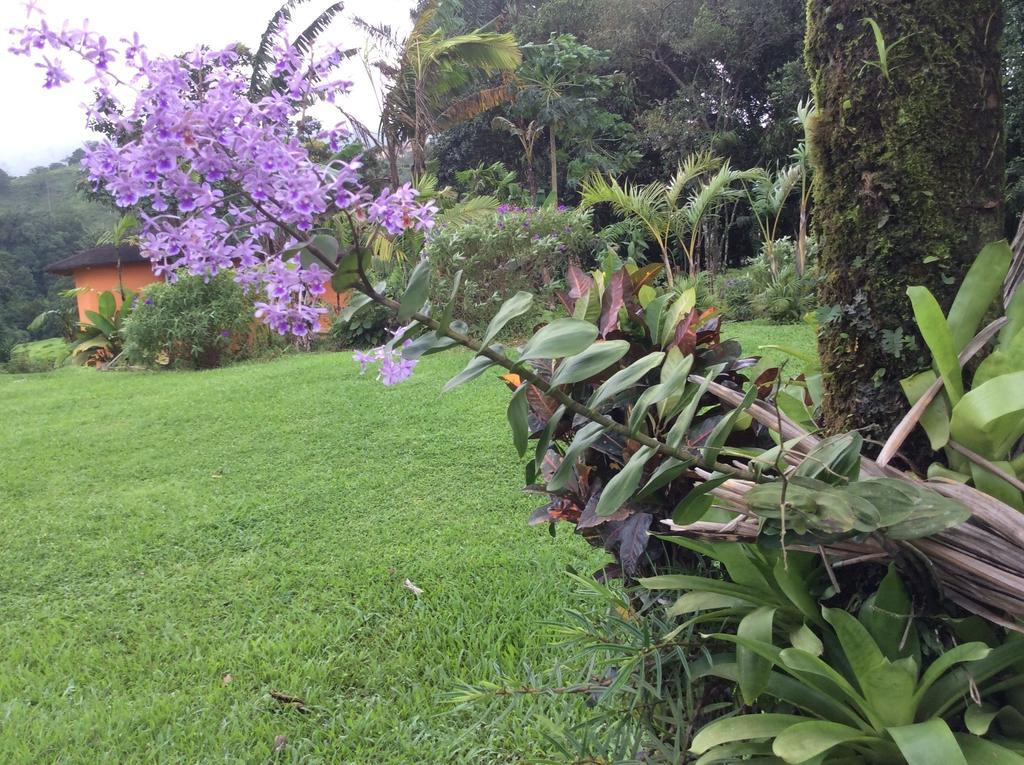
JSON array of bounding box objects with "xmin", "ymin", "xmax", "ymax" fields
[
  {"xmin": 520, "ymin": 319, "xmax": 598, "ymax": 361},
  {"xmin": 481, "ymin": 291, "xmax": 533, "ymax": 349},
  {"xmin": 549, "ymin": 340, "xmax": 630, "ymax": 387},
  {"xmin": 397, "ymin": 259, "xmax": 431, "ymax": 321},
  {"xmin": 595, "ymin": 445, "xmax": 656, "ymax": 516}
]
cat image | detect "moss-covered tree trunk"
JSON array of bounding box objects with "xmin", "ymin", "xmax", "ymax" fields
[{"xmin": 806, "ymin": 0, "xmax": 1005, "ymax": 442}]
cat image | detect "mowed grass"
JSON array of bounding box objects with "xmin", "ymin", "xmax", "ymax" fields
[
  {"xmin": 0, "ymin": 322, "xmax": 815, "ymax": 763},
  {"xmin": 0, "ymin": 352, "xmax": 606, "ymax": 764}
]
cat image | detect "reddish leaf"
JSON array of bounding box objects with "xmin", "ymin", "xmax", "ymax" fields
[
  {"xmin": 672, "ymin": 308, "xmax": 700, "ymax": 355},
  {"xmin": 600, "ymin": 268, "xmax": 633, "ymax": 338},
  {"xmin": 524, "ymin": 384, "xmax": 558, "ymax": 427},
  {"xmin": 567, "ymin": 264, "xmax": 595, "ymax": 299},
  {"xmin": 606, "ymin": 512, "xmax": 653, "ymax": 576},
  {"xmin": 554, "ymin": 289, "xmax": 576, "ymax": 315}
]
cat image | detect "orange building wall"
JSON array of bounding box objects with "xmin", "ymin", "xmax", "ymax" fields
[
  {"xmin": 71, "ymin": 263, "xmax": 350, "ymax": 331},
  {"xmin": 72, "ymin": 263, "xmax": 160, "ymax": 321}
]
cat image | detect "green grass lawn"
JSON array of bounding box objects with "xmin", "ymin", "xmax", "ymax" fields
[{"xmin": 0, "ymin": 322, "xmax": 815, "ymax": 763}]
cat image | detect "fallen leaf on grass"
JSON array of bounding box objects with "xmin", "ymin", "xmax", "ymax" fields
[
  {"xmin": 273, "ymin": 734, "xmax": 287, "ymax": 752},
  {"xmin": 403, "ymin": 579, "xmax": 424, "ymax": 597},
  {"xmin": 222, "ymin": 673, "xmax": 232, "ymax": 685},
  {"xmin": 270, "ymin": 690, "xmax": 309, "ymax": 713}
]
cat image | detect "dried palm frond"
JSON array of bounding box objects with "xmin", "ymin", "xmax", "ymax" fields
[{"xmin": 662, "ymin": 376, "xmax": 1024, "ymax": 629}]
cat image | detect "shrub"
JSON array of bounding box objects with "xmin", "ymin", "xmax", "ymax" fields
[
  {"xmin": 717, "ymin": 237, "xmax": 818, "ymax": 323},
  {"xmin": 123, "ymin": 272, "xmax": 256, "ymax": 369},
  {"xmin": 423, "ymin": 205, "xmax": 601, "ymax": 335},
  {"xmin": 329, "ymin": 299, "xmax": 393, "ymax": 349}
]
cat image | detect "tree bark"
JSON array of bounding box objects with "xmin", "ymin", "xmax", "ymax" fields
[
  {"xmin": 549, "ymin": 124, "xmax": 558, "ymax": 206},
  {"xmin": 806, "ymin": 0, "xmax": 1005, "ymax": 443}
]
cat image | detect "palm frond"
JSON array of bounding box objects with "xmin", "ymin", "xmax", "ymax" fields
[
  {"xmin": 436, "ymin": 81, "xmax": 515, "ymax": 129},
  {"xmin": 439, "ymin": 195, "xmax": 499, "ymax": 225},
  {"xmin": 666, "ymin": 150, "xmax": 720, "ymax": 206},
  {"xmin": 250, "ymin": 0, "xmax": 308, "ymax": 96}
]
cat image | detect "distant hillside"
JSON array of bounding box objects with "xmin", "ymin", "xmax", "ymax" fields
[{"xmin": 0, "ymin": 161, "xmax": 119, "ymax": 356}]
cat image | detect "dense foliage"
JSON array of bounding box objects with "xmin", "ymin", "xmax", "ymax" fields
[{"xmin": 124, "ymin": 273, "xmax": 258, "ymax": 368}]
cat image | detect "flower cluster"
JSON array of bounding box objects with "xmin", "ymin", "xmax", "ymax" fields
[
  {"xmin": 9, "ymin": 5, "xmax": 436, "ymax": 336},
  {"xmin": 352, "ymin": 326, "xmax": 418, "ymax": 386}
]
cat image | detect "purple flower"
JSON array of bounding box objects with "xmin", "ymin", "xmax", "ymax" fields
[
  {"xmin": 352, "ymin": 349, "xmax": 374, "ymax": 374},
  {"xmin": 379, "ymin": 354, "xmax": 417, "ymax": 386}
]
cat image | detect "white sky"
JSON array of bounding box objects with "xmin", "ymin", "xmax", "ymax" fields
[{"xmin": 0, "ymin": 0, "xmax": 414, "ymax": 176}]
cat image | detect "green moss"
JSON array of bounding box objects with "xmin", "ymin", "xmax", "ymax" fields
[{"xmin": 806, "ymin": 0, "xmax": 1004, "ymax": 440}]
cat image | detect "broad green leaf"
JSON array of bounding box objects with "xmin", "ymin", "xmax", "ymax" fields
[
  {"xmin": 667, "ymin": 591, "xmax": 753, "ymax": 617},
  {"xmin": 822, "ymin": 607, "xmax": 886, "ymax": 686},
  {"xmin": 946, "ymin": 240, "xmax": 1011, "ymax": 352},
  {"xmin": 859, "ymin": 565, "xmax": 917, "ymax": 662},
  {"xmin": 702, "ymin": 386, "xmax": 757, "ymax": 465},
  {"xmin": 860, "ymin": 658, "xmax": 918, "ymax": 728},
  {"xmin": 955, "ymin": 733, "xmax": 1024, "ymax": 763},
  {"xmin": 772, "ymin": 720, "xmax": 872, "ymax": 763},
  {"xmin": 974, "ymin": 326, "xmax": 1024, "ymax": 387},
  {"xmin": 910, "ymin": 642, "xmax": 990, "ymax": 709},
  {"xmin": 660, "ymin": 288, "xmax": 696, "ymax": 346},
  {"xmin": 693, "ymin": 742, "xmax": 774, "ymax": 765},
  {"xmin": 671, "ymin": 473, "xmax": 730, "ymax": 525},
  {"xmin": 737, "ymin": 607, "xmax": 775, "ymax": 704},
  {"xmin": 919, "ymin": 640, "xmax": 1024, "ymax": 719},
  {"xmin": 443, "ymin": 347, "xmax": 503, "ymax": 392},
  {"xmin": 950, "ymin": 370, "xmax": 1024, "ymax": 459},
  {"xmin": 665, "ymin": 369, "xmax": 720, "ymax": 449},
  {"xmin": 547, "ymin": 422, "xmax": 604, "ymax": 491},
  {"xmin": 436, "ymin": 269, "xmax": 462, "ymax": 336},
  {"xmin": 907, "ymin": 285, "xmax": 964, "ymax": 403},
  {"xmin": 779, "ymin": 649, "xmax": 875, "ymax": 726},
  {"xmin": 595, "ymin": 445, "xmax": 656, "ymax": 516},
  {"xmin": 640, "ymin": 575, "xmax": 767, "ymax": 604},
  {"xmin": 793, "ymin": 432, "xmax": 863, "ymax": 485},
  {"xmin": 97, "ymin": 291, "xmax": 116, "ymax": 318},
  {"xmin": 520, "ymin": 319, "xmax": 598, "ymax": 361},
  {"xmin": 773, "ymin": 559, "xmax": 820, "ymax": 623},
  {"xmin": 337, "ymin": 290, "xmax": 375, "ymax": 322},
  {"xmin": 308, "ymin": 233, "xmax": 339, "ymax": 262},
  {"xmin": 481, "ymin": 291, "xmax": 533, "ymax": 349},
  {"xmin": 533, "ymin": 405, "xmax": 566, "ymax": 473},
  {"xmin": 900, "ymin": 370, "xmax": 950, "ymax": 451},
  {"xmin": 888, "ymin": 719, "xmax": 967, "ymax": 765},
  {"xmin": 964, "ymin": 704, "xmax": 1000, "ymax": 736},
  {"xmin": 549, "ymin": 340, "xmax": 630, "ymax": 386},
  {"xmin": 644, "ymin": 293, "xmax": 673, "ymax": 344},
  {"xmin": 690, "ymin": 714, "xmax": 808, "ymax": 755},
  {"xmin": 638, "ymin": 456, "xmax": 693, "ymax": 496},
  {"xmin": 402, "ymin": 330, "xmax": 456, "ymax": 360},
  {"xmin": 507, "ymin": 385, "xmax": 529, "ymax": 457},
  {"xmin": 588, "ymin": 352, "xmax": 665, "ymax": 408},
  {"xmin": 397, "ymin": 258, "xmax": 431, "ymax": 321},
  {"xmin": 790, "ymin": 624, "xmax": 823, "ymax": 655},
  {"xmin": 84, "ymin": 310, "xmax": 116, "ymax": 338},
  {"xmin": 655, "ymin": 346, "xmax": 693, "ymax": 419}
]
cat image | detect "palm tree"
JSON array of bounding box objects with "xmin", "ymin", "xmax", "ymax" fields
[
  {"xmin": 373, "ymin": 3, "xmax": 522, "ymax": 178},
  {"xmin": 791, "ymin": 98, "xmax": 817, "ymax": 276},
  {"xmin": 582, "ymin": 152, "xmax": 751, "ymax": 284},
  {"xmin": 490, "ymin": 116, "xmax": 541, "ymax": 200},
  {"xmin": 249, "ymin": 0, "xmax": 349, "ymax": 100},
  {"xmin": 748, "ymin": 164, "xmax": 801, "ymax": 276}
]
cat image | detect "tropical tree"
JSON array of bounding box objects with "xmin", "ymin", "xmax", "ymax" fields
[
  {"xmin": 806, "ymin": 1, "xmax": 1004, "ymax": 440},
  {"xmin": 490, "ymin": 116, "xmax": 542, "ymax": 200},
  {"xmin": 792, "ymin": 98, "xmax": 816, "ymax": 275},
  {"xmin": 581, "ymin": 152, "xmax": 752, "ymax": 284},
  {"xmin": 748, "ymin": 164, "xmax": 801, "ymax": 276},
  {"xmin": 375, "ymin": 2, "xmax": 522, "ymax": 177},
  {"xmin": 248, "ymin": 0, "xmax": 348, "ymax": 100}
]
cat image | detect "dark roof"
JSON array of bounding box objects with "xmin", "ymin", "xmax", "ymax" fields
[{"xmin": 44, "ymin": 244, "xmax": 146, "ymax": 275}]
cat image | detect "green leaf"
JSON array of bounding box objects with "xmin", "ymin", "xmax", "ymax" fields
[
  {"xmin": 397, "ymin": 259, "xmax": 431, "ymax": 321},
  {"xmin": 778, "ymin": 648, "xmax": 874, "ymax": 724},
  {"xmin": 910, "ymin": 642, "xmax": 990, "ymax": 709},
  {"xmin": 671, "ymin": 473, "xmax": 730, "ymax": 525},
  {"xmin": 507, "ymin": 385, "xmax": 529, "ymax": 457},
  {"xmin": 950, "ymin": 370, "xmax": 1024, "ymax": 459},
  {"xmin": 519, "ymin": 319, "xmax": 598, "ymax": 361},
  {"xmin": 793, "ymin": 433, "xmax": 863, "ymax": 485},
  {"xmin": 859, "ymin": 565, "xmax": 916, "ymax": 662},
  {"xmin": 645, "ymin": 293, "xmax": 673, "ymax": 344},
  {"xmin": 595, "ymin": 445, "xmax": 656, "ymax": 516},
  {"xmin": 547, "ymin": 422, "xmax": 606, "ymax": 493},
  {"xmin": 308, "ymin": 233, "xmax": 340, "ymax": 263},
  {"xmin": 97, "ymin": 291, "xmax": 116, "ymax": 319},
  {"xmin": 701, "ymin": 385, "xmax": 756, "ymax": 465},
  {"xmin": 443, "ymin": 347, "xmax": 503, "ymax": 392},
  {"xmin": 84, "ymin": 310, "xmax": 116, "ymax": 338},
  {"xmin": 771, "ymin": 720, "xmax": 872, "ymax": 763},
  {"xmin": 919, "ymin": 640, "xmax": 1024, "ymax": 719},
  {"xmin": 481, "ymin": 291, "xmax": 533, "ymax": 349},
  {"xmin": 907, "ymin": 285, "xmax": 964, "ymax": 403},
  {"xmin": 690, "ymin": 714, "xmax": 808, "ymax": 755},
  {"xmin": 822, "ymin": 607, "xmax": 886, "ymax": 686},
  {"xmin": 964, "ymin": 704, "xmax": 1000, "ymax": 736},
  {"xmin": 588, "ymin": 352, "xmax": 665, "ymax": 408},
  {"xmin": 436, "ymin": 269, "xmax": 462, "ymax": 336},
  {"xmin": 860, "ymin": 658, "xmax": 918, "ymax": 728},
  {"xmin": 955, "ymin": 733, "xmax": 1024, "ymax": 763},
  {"xmin": 533, "ymin": 405, "xmax": 566, "ymax": 473},
  {"xmin": 888, "ymin": 719, "xmax": 968, "ymax": 765},
  {"xmin": 660, "ymin": 288, "xmax": 696, "ymax": 346},
  {"xmin": 946, "ymin": 240, "xmax": 1012, "ymax": 352},
  {"xmin": 790, "ymin": 624, "xmax": 823, "ymax": 655},
  {"xmin": 737, "ymin": 607, "xmax": 775, "ymax": 705},
  {"xmin": 549, "ymin": 340, "xmax": 630, "ymax": 387},
  {"xmin": 900, "ymin": 370, "xmax": 950, "ymax": 451},
  {"xmin": 667, "ymin": 591, "xmax": 753, "ymax": 617},
  {"xmin": 337, "ymin": 290, "xmax": 375, "ymax": 322}
]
